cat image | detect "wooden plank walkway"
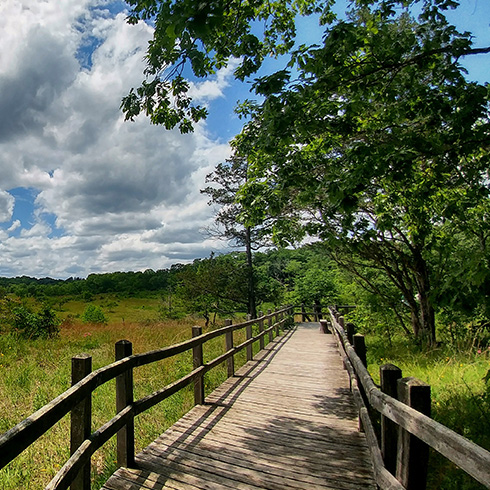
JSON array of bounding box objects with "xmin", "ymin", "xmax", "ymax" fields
[{"xmin": 101, "ymin": 323, "xmax": 376, "ymax": 490}]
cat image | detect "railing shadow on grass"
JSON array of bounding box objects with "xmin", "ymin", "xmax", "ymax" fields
[{"xmin": 0, "ymin": 306, "xmax": 294, "ymax": 490}]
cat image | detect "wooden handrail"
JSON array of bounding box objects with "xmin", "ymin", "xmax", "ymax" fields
[
  {"xmin": 0, "ymin": 357, "xmax": 132, "ymax": 468},
  {"xmin": 0, "ymin": 306, "xmax": 293, "ymax": 490},
  {"xmin": 328, "ymin": 309, "xmax": 490, "ymax": 490}
]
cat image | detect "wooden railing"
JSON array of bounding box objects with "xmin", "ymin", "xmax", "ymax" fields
[
  {"xmin": 326, "ymin": 308, "xmax": 490, "ymax": 490},
  {"xmin": 0, "ymin": 306, "xmax": 293, "ymax": 490},
  {"xmin": 294, "ymin": 303, "xmax": 355, "ymax": 322}
]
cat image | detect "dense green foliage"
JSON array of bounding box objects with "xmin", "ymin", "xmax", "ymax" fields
[
  {"xmin": 234, "ymin": 2, "xmax": 490, "ymax": 343},
  {"xmin": 81, "ymin": 304, "xmax": 108, "ymax": 324},
  {"xmin": 0, "ymin": 268, "xmax": 175, "ymax": 298},
  {"xmin": 0, "ymin": 299, "xmax": 60, "ymax": 339},
  {"xmin": 121, "ymin": 0, "xmax": 324, "ymax": 131},
  {"xmin": 121, "ymin": 0, "xmax": 490, "ymax": 344}
]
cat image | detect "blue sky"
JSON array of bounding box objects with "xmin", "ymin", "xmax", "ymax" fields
[{"xmin": 0, "ymin": 0, "xmax": 488, "ymax": 278}]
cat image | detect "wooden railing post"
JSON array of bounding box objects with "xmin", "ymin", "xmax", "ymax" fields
[
  {"xmin": 353, "ymin": 334, "xmax": 367, "ymax": 367},
  {"xmin": 225, "ymin": 319, "xmax": 234, "ymax": 377},
  {"xmin": 301, "ymin": 303, "xmax": 306, "ymax": 322},
  {"xmin": 346, "ymin": 322, "xmax": 356, "ymax": 344},
  {"xmin": 380, "ymin": 364, "xmax": 402, "ymax": 475},
  {"xmin": 339, "ymin": 315, "xmax": 345, "ymax": 329},
  {"xmin": 268, "ymin": 309, "xmax": 273, "ymax": 342},
  {"xmin": 258, "ymin": 311, "xmax": 265, "ymax": 350},
  {"xmin": 115, "ymin": 340, "xmax": 134, "ymax": 468},
  {"xmin": 351, "ymin": 333, "xmax": 367, "ymax": 432},
  {"xmin": 396, "ymin": 377, "xmax": 431, "ymax": 490},
  {"xmin": 275, "ymin": 310, "xmax": 280, "ymax": 336},
  {"xmin": 246, "ymin": 314, "xmax": 253, "ymax": 361},
  {"xmin": 70, "ymin": 354, "xmax": 92, "ymax": 490},
  {"xmin": 192, "ymin": 327, "xmax": 204, "ymax": 405},
  {"xmin": 319, "ymin": 319, "xmax": 330, "ymax": 334}
]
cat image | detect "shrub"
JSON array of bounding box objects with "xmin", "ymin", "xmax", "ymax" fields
[
  {"xmin": 12, "ymin": 304, "xmax": 60, "ymax": 339},
  {"xmin": 82, "ymin": 304, "xmax": 107, "ymax": 324}
]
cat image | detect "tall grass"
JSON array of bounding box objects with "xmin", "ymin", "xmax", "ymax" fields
[
  {"xmin": 365, "ymin": 334, "xmax": 490, "ymax": 490},
  {"xmin": 0, "ymin": 314, "xmax": 261, "ymax": 489}
]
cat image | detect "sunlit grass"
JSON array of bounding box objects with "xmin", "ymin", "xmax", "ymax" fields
[
  {"xmin": 365, "ymin": 334, "xmax": 490, "ymax": 490},
  {"xmin": 0, "ymin": 312, "xmax": 268, "ymax": 489},
  {"xmin": 57, "ymin": 294, "xmax": 164, "ymax": 324}
]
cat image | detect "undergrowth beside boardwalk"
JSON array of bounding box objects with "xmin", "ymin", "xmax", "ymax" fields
[
  {"xmin": 0, "ymin": 316, "xmax": 256, "ymax": 489},
  {"xmin": 366, "ymin": 335, "xmax": 490, "ymax": 490}
]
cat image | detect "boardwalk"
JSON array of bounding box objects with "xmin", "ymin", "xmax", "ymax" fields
[{"xmin": 102, "ymin": 323, "xmax": 376, "ymax": 490}]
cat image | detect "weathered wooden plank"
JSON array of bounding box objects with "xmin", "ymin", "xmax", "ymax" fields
[
  {"xmin": 141, "ymin": 429, "xmax": 376, "ymax": 486},
  {"xmin": 153, "ymin": 422, "xmax": 375, "ymax": 475},
  {"xmin": 161, "ymin": 413, "xmax": 369, "ymax": 452},
  {"xmin": 103, "ymin": 467, "xmax": 213, "ymax": 490},
  {"xmin": 103, "ymin": 324, "xmax": 376, "ymax": 490},
  {"xmin": 140, "ymin": 444, "xmax": 376, "ymax": 490}
]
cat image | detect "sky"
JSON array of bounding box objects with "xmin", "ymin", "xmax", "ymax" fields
[{"xmin": 0, "ymin": 0, "xmax": 488, "ymax": 279}]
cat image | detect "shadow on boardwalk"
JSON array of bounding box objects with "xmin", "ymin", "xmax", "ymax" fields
[{"xmin": 102, "ymin": 324, "xmax": 376, "ymax": 490}]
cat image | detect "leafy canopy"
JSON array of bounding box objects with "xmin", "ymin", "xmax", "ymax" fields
[
  {"xmin": 121, "ymin": 0, "xmax": 326, "ymax": 131},
  {"xmin": 122, "ymin": 0, "xmax": 490, "ymax": 339},
  {"xmin": 232, "ymin": 1, "xmax": 490, "ymax": 339}
]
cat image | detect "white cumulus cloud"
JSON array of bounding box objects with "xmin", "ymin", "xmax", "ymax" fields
[{"xmin": 0, "ymin": 0, "xmax": 239, "ymax": 278}]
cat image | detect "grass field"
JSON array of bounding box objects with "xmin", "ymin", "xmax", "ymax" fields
[
  {"xmin": 0, "ymin": 299, "xmax": 256, "ymax": 490},
  {"xmin": 54, "ymin": 293, "xmax": 167, "ymax": 324},
  {"xmin": 365, "ymin": 334, "xmax": 490, "ymax": 490}
]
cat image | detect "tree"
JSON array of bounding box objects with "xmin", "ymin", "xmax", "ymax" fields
[
  {"xmin": 0, "ymin": 299, "xmax": 60, "ymax": 339},
  {"xmin": 177, "ymin": 253, "xmax": 249, "ymax": 326},
  {"xmin": 121, "ymin": 0, "xmax": 324, "ymax": 131},
  {"xmin": 233, "ymin": 3, "xmax": 490, "ymax": 342},
  {"xmin": 202, "ymin": 155, "xmax": 271, "ymax": 318},
  {"xmin": 82, "ymin": 304, "xmax": 108, "ymax": 324},
  {"xmin": 122, "ymin": 1, "xmax": 490, "ymax": 342}
]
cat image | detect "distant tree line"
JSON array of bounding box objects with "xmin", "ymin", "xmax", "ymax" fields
[
  {"xmin": 0, "ymin": 267, "xmax": 179, "ymax": 299},
  {"xmin": 1, "ymin": 242, "xmax": 488, "ymax": 347}
]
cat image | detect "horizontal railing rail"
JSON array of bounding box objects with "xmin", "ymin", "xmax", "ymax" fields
[
  {"xmin": 327, "ymin": 309, "xmax": 490, "ymax": 490},
  {"xmin": 0, "ymin": 306, "xmax": 293, "ymax": 490}
]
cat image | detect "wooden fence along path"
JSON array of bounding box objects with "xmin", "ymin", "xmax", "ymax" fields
[
  {"xmin": 102, "ymin": 323, "xmax": 377, "ymax": 490},
  {"xmin": 2, "ymin": 305, "xmax": 490, "ymax": 489}
]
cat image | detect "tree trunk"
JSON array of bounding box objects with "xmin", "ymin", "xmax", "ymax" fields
[
  {"xmin": 412, "ymin": 247, "xmax": 436, "ymax": 344},
  {"xmin": 418, "ymin": 289, "xmax": 436, "ymax": 343},
  {"xmin": 245, "ymin": 226, "xmax": 257, "ymax": 319}
]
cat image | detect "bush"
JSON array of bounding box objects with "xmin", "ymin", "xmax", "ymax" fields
[
  {"xmin": 12, "ymin": 304, "xmax": 60, "ymax": 339},
  {"xmin": 82, "ymin": 304, "xmax": 107, "ymax": 324}
]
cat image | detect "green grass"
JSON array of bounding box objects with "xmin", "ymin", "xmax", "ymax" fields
[
  {"xmin": 55, "ymin": 294, "xmax": 164, "ymax": 324},
  {"xmin": 365, "ymin": 334, "xmax": 490, "ymax": 490},
  {"xmin": 0, "ymin": 304, "xmax": 276, "ymax": 490}
]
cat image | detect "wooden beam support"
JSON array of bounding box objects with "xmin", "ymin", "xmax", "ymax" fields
[
  {"xmin": 396, "ymin": 377, "xmax": 431, "ymax": 490},
  {"xmin": 115, "ymin": 340, "xmax": 134, "ymax": 469},
  {"xmin": 192, "ymin": 327, "xmax": 204, "ymax": 405},
  {"xmin": 380, "ymin": 363, "xmax": 402, "ymax": 475},
  {"xmin": 225, "ymin": 319, "xmax": 234, "ymax": 377},
  {"xmin": 70, "ymin": 354, "xmax": 92, "ymax": 490}
]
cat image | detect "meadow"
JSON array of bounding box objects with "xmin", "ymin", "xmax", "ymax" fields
[
  {"xmin": 0, "ymin": 296, "xmax": 253, "ymax": 489},
  {"xmin": 0, "ymin": 295, "xmax": 489, "ymax": 489}
]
